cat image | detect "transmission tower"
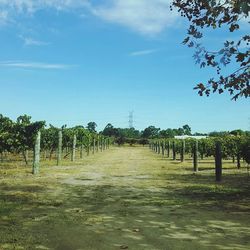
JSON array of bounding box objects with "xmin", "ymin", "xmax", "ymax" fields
[{"xmin": 129, "ymin": 111, "xmax": 134, "ymax": 128}]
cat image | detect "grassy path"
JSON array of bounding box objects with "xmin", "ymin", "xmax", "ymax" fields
[{"xmin": 0, "ymin": 146, "xmax": 250, "ymax": 250}]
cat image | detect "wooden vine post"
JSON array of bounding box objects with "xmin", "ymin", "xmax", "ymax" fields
[
  {"xmin": 97, "ymin": 136, "xmax": 99, "ymax": 153},
  {"xmin": 105, "ymin": 139, "xmax": 107, "ymax": 150},
  {"xmin": 167, "ymin": 141, "xmax": 170, "ymax": 158},
  {"xmin": 236, "ymin": 152, "xmax": 241, "ymax": 169},
  {"xmin": 92, "ymin": 138, "xmax": 95, "ymax": 154},
  {"xmin": 71, "ymin": 134, "xmax": 76, "ymax": 162},
  {"xmin": 25, "ymin": 150, "xmax": 29, "ymax": 164},
  {"xmin": 181, "ymin": 140, "xmax": 185, "ymax": 162},
  {"xmin": 80, "ymin": 144, "xmax": 84, "ymax": 159},
  {"xmin": 215, "ymin": 142, "xmax": 222, "ymax": 182},
  {"xmin": 32, "ymin": 131, "xmax": 41, "ymax": 175},
  {"xmin": 161, "ymin": 141, "xmax": 164, "ymax": 156},
  {"xmin": 100, "ymin": 137, "xmax": 103, "ymax": 152},
  {"xmin": 172, "ymin": 141, "xmax": 176, "ymax": 160},
  {"xmin": 44, "ymin": 150, "xmax": 47, "ymax": 161},
  {"xmin": 57, "ymin": 130, "xmax": 62, "ymax": 166},
  {"xmin": 193, "ymin": 140, "xmax": 198, "ymax": 172},
  {"xmin": 87, "ymin": 137, "xmax": 90, "ymax": 156}
]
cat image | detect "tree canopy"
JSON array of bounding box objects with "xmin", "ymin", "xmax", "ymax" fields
[
  {"xmin": 172, "ymin": 0, "xmax": 250, "ymax": 100},
  {"xmin": 87, "ymin": 122, "xmax": 97, "ymax": 133}
]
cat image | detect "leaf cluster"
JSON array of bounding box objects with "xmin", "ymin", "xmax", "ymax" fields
[{"xmin": 172, "ymin": 0, "xmax": 250, "ymax": 100}]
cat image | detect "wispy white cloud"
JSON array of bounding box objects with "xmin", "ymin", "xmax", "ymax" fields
[
  {"xmin": 0, "ymin": 61, "xmax": 75, "ymax": 70},
  {"xmin": 0, "ymin": 0, "xmax": 179, "ymax": 36},
  {"xmin": 19, "ymin": 36, "xmax": 50, "ymax": 46},
  {"xmin": 0, "ymin": 0, "xmax": 90, "ymax": 13},
  {"xmin": 0, "ymin": 0, "xmax": 90, "ymax": 25},
  {"xmin": 0, "ymin": 10, "xmax": 8, "ymax": 25},
  {"xmin": 129, "ymin": 49, "xmax": 158, "ymax": 57},
  {"xmin": 92, "ymin": 0, "xmax": 178, "ymax": 35}
]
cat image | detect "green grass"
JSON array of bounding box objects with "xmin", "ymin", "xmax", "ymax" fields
[{"xmin": 0, "ymin": 146, "xmax": 250, "ymax": 250}]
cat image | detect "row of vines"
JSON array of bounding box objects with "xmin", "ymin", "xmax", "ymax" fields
[
  {"xmin": 0, "ymin": 114, "xmax": 111, "ymax": 174},
  {"xmin": 149, "ymin": 136, "xmax": 250, "ymax": 181}
]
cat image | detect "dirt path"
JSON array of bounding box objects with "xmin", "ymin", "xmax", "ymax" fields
[{"xmin": 0, "ymin": 146, "xmax": 250, "ymax": 250}]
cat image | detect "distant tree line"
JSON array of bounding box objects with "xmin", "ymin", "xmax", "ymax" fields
[{"xmin": 100, "ymin": 123, "xmax": 250, "ymax": 146}]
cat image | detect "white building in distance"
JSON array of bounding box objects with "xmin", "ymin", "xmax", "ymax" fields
[{"xmin": 174, "ymin": 135, "xmax": 207, "ymax": 140}]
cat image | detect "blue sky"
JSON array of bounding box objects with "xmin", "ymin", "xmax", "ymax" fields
[{"xmin": 0, "ymin": 0, "xmax": 249, "ymax": 133}]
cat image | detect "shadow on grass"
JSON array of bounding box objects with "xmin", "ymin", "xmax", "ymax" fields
[
  {"xmin": 1, "ymin": 177, "xmax": 250, "ymax": 250},
  {"xmin": 1, "ymin": 147, "xmax": 250, "ymax": 250},
  {"xmin": 184, "ymin": 166, "xmax": 239, "ymax": 171}
]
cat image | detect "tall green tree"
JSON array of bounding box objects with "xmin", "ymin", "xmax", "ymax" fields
[
  {"xmin": 142, "ymin": 126, "xmax": 160, "ymax": 139},
  {"xmin": 102, "ymin": 123, "xmax": 119, "ymax": 137},
  {"xmin": 183, "ymin": 124, "xmax": 192, "ymax": 135},
  {"xmin": 87, "ymin": 122, "xmax": 97, "ymax": 133},
  {"xmin": 159, "ymin": 128, "xmax": 175, "ymax": 138}
]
